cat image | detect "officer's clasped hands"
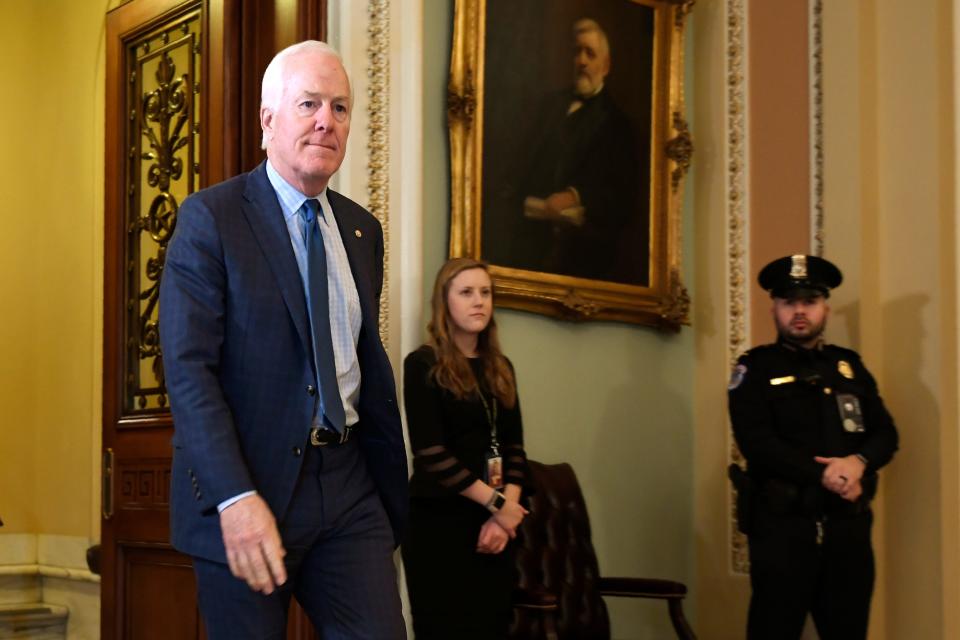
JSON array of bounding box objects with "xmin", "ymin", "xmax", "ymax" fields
[{"xmin": 815, "ymin": 454, "xmax": 867, "ymax": 502}]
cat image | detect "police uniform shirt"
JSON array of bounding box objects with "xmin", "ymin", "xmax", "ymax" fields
[{"xmin": 728, "ymin": 340, "xmax": 899, "ymax": 494}]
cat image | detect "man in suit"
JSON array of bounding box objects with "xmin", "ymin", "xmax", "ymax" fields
[
  {"xmin": 497, "ymin": 18, "xmax": 641, "ymax": 283},
  {"xmin": 159, "ymin": 40, "xmax": 407, "ymax": 639}
]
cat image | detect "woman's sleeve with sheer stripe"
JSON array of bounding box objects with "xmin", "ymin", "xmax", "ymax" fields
[{"xmin": 403, "ymin": 349, "xmax": 478, "ymax": 493}]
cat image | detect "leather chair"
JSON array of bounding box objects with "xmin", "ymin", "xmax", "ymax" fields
[{"xmin": 510, "ymin": 461, "xmax": 696, "ymax": 639}]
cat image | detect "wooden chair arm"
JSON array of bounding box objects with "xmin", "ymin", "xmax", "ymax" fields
[
  {"xmin": 598, "ymin": 577, "xmax": 696, "ymax": 639},
  {"xmin": 598, "ymin": 576, "xmax": 687, "ymax": 599}
]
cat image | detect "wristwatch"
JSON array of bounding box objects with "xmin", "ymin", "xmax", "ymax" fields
[{"xmin": 485, "ymin": 490, "xmax": 506, "ymax": 513}]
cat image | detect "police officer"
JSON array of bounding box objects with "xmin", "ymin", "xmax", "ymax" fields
[{"xmin": 728, "ymin": 255, "xmax": 899, "ymax": 639}]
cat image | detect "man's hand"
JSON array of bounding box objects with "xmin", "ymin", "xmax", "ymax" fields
[
  {"xmin": 545, "ymin": 190, "xmax": 578, "ymax": 216},
  {"xmin": 839, "ymin": 479, "xmax": 863, "ymax": 503},
  {"xmin": 815, "ymin": 455, "xmax": 866, "ymax": 496},
  {"xmin": 476, "ymin": 518, "xmax": 510, "ymax": 554},
  {"xmin": 220, "ymin": 494, "xmax": 287, "ymax": 594}
]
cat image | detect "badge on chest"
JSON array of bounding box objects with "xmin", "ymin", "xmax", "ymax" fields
[
  {"xmin": 837, "ymin": 393, "xmax": 865, "ymax": 432},
  {"xmin": 838, "ymin": 360, "xmax": 855, "ymax": 379}
]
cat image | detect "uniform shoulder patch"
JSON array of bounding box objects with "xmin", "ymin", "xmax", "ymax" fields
[{"xmin": 728, "ymin": 363, "xmax": 748, "ymax": 390}]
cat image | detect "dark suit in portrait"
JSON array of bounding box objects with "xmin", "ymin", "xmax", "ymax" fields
[
  {"xmin": 159, "ymin": 41, "xmax": 407, "ymax": 640},
  {"xmin": 514, "ymin": 87, "xmax": 639, "ymax": 282}
]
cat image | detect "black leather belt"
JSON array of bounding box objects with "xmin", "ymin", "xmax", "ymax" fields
[{"xmin": 309, "ymin": 426, "xmax": 351, "ymax": 446}]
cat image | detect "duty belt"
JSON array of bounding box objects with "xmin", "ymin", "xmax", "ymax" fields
[{"xmin": 759, "ymin": 476, "xmax": 874, "ymax": 517}]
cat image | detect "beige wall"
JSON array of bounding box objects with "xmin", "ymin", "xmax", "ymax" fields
[
  {"xmin": 0, "ymin": 0, "xmax": 106, "ymax": 538},
  {"xmin": 0, "ymin": 0, "xmax": 44, "ymax": 534},
  {"xmin": 823, "ymin": 0, "xmax": 958, "ymax": 638}
]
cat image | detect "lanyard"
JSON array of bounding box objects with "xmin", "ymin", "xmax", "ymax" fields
[{"xmin": 477, "ymin": 389, "xmax": 500, "ymax": 456}]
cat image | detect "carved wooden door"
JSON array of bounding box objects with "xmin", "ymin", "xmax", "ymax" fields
[{"xmin": 101, "ymin": 1, "xmax": 324, "ymax": 637}]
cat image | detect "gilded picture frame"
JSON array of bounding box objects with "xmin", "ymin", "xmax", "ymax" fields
[{"xmin": 448, "ymin": 0, "xmax": 694, "ymax": 329}]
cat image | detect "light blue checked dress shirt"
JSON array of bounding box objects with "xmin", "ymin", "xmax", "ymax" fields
[{"xmin": 266, "ymin": 160, "xmax": 363, "ymax": 428}]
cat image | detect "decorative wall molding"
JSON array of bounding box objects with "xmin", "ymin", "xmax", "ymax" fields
[
  {"xmin": 366, "ymin": 0, "xmax": 391, "ymax": 348},
  {"xmin": 724, "ymin": 0, "xmax": 824, "ymax": 574},
  {"xmin": 726, "ymin": 0, "xmax": 750, "ymax": 576},
  {"xmin": 0, "ymin": 564, "xmax": 100, "ymax": 584},
  {"xmin": 0, "ymin": 534, "xmax": 100, "ymax": 584},
  {"xmin": 810, "ymin": 0, "xmax": 824, "ymax": 255}
]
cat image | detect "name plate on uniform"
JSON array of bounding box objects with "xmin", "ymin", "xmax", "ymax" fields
[{"xmin": 769, "ymin": 376, "xmax": 796, "ymax": 386}]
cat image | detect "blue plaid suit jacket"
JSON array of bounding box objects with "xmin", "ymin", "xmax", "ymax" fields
[{"xmin": 159, "ymin": 161, "xmax": 408, "ymax": 563}]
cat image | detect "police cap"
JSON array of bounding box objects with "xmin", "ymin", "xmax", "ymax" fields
[{"xmin": 758, "ymin": 254, "xmax": 843, "ymax": 298}]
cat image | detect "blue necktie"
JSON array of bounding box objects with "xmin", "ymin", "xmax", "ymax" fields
[{"xmin": 300, "ymin": 199, "xmax": 346, "ymax": 431}]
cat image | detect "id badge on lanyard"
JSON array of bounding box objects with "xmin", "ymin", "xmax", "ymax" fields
[
  {"xmin": 479, "ymin": 390, "xmax": 503, "ymax": 489},
  {"xmin": 484, "ymin": 450, "xmax": 503, "ymax": 489}
]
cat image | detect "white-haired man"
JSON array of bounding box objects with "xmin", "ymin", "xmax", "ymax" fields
[{"xmin": 160, "ymin": 40, "xmax": 407, "ymax": 638}]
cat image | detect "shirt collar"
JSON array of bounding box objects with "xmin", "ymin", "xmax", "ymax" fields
[
  {"xmin": 575, "ymin": 83, "xmax": 604, "ymax": 100},
  {"xmin": 777, "ymin": 336, "xmax": 826, "ymax": 354},
  {"xmin": 265, "ymin": 159, "xmax": 330, "ymax": 222}
]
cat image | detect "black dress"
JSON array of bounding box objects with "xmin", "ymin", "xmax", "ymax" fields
[{"xmin": 401, "ymin": 345, "xmax": 528, "ymax": 639}]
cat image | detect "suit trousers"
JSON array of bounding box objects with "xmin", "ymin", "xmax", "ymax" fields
[
  {"xmin": 192, "ymin": 437, "xmax": 405, "ymax": 640},
  {"xmin": 747, "ymin": 508, "xmax": 874, "ymax": 640}
]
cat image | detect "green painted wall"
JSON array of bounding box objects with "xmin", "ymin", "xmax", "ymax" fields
[{"xmin": 420, "ymin": 3, "xmax": 696, "ymax": 637}]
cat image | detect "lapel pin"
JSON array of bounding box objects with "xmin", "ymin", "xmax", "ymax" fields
[{"xmin": 355, "ymin": 229, "xmax": 362, "ymax": 238}]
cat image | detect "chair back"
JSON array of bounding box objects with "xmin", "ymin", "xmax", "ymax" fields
[{"xmin": 509, "ymin": 460, "xmax": 610, "ymax": 639}]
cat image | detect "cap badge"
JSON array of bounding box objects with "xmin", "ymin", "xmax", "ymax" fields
[{"xmin": 789, "ymin": 255, "xmax": 808, "ymax": 279}]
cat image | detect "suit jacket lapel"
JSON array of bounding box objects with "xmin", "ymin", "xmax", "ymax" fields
[
  {"xmin": 328, "ymin": 190, "xmax": 377, "ymax": 329},
  {"xmin": 241, "ymin": 162, "xmax": 312, "ymax": 354}
]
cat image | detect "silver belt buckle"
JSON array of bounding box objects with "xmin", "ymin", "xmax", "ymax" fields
[{"xmin": 310, "ymin": 426, "xmax": 350, "ymax": 446}]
